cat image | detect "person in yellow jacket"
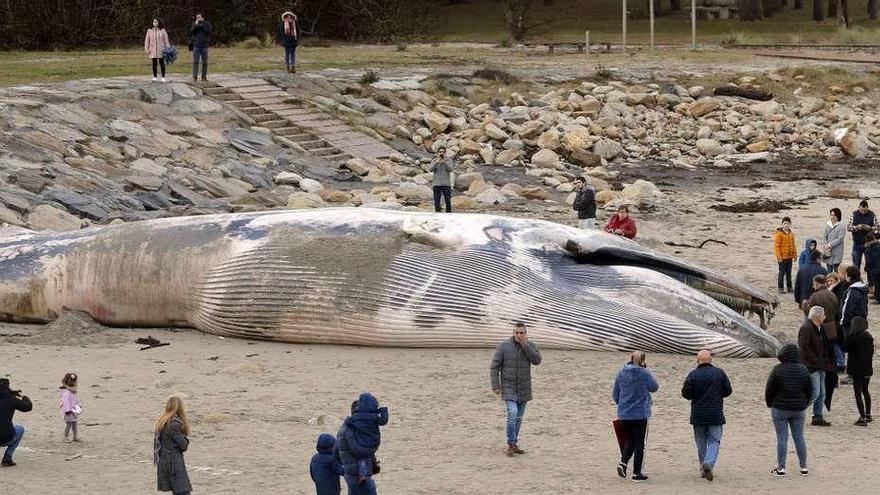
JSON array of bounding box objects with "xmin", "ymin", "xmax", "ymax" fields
[{"xmin": 774, "ymin": 217, "xmax": 798, "ymax": 294}]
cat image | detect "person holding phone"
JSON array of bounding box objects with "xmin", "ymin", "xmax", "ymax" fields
[
  {"xmin": 189, "ymin": 13, "xmax": 212, "ymax": 81},
  {"xmin": 612, "ymin": 351, "xmax": 659, "ymax": 483},
  {"xmin": 490, "ymin": 322, "xmax": 542, "ymax": 457}
]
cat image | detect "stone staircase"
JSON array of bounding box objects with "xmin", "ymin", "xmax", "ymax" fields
[{"xmin": 195, "ymin": 77, "xmax": 397, "ymax": 164}]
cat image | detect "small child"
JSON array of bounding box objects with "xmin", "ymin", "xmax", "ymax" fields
[
  {"xmin": 59, "ymin": 373, "xmax": 82, "ymax": 442},
  {"xmin": 345, "ymin": 393, "xmax": 388, "ymax": 486},
  {"xmin": 310, "ymin": 433, "xmax": 342, "ymax": 495}
]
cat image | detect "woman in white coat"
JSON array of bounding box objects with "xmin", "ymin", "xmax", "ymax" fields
[{"xmin": 823, "ymin": 207, "xmax": 846, "ymax": 273}]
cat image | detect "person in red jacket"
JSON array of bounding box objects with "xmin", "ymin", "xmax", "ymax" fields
[{"xmin": 605, "ymin": 205, "xmax": 637, "ymax": 239}]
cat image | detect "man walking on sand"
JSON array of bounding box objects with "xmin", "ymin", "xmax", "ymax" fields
[
  {"xmin": 490, "ymin": 322, "xmax": 542, "ymax": 457},
  {"xmin": 572, "ymin": 177, "xmax": 597, "ymax": 229},
  {"xmin": 681, "ymin": 350, "xmax": 732, "ymax": 482},
  {"xmin": 799, "ymin": 306, "xmax": 831, "ymax": 427}
]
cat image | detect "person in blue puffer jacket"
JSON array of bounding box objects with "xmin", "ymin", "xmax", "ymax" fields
[
  {"xmin": 310, "ymin": 433, "xmax": 343, "ymax": 495},
  {"xmin": 613, "ymin": 351, "xmax": 659, "ymax": 483},
  {"xmin": 335, "ymin": 393, "xmax": 388, "ymax": 495}
]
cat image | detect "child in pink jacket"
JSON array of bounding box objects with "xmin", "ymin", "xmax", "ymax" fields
[{"xmin": 59, "ymin": 373, "xmax": 82, "ymax": 442}]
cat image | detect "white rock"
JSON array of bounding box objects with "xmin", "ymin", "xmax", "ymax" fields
[
  {"xmin": 621, "ymin": 179, "xmax": 662, "ymax": 201},
  {"xmin": 298, "ymin": 178, "xmax": 323, "ymax": 193},
  {"xmin": 592, "ymin": 139, "xmax": 623, "ymax": 160},
  {"xmin": 531, "ymin": 149, "xmax": 559, "ymax": 168},
  {"xmin": 484, "ymin": 123, "xmax": 510, "ymax": 141},
  {"xmin": 696, "ymin": 138, "xmax": 723, "ymax": 156},
  {"xmin": 274, "ymin": 172, "xmax": 303, "ymax": 185}
]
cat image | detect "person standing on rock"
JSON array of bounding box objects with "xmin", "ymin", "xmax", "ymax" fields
[
  {"xmin": 794, "ymin": 250, "xmax": 827, "ymax": 310},
  {"xmin": 822, "ymin": 208, "xmax": 846, "ymax": 273},
  {"xmin": 154, "ymin": 396, "xmax": 192, "ymax": 495},
  {"xmin": 572, "ymin": 177, "xmax": 597, "ymax": 229},
  {"xmin": 0, "ymin": 378, "xmax": 32, "ymax": 467},
  {"xmin": 681, "ymin": 350, "xmax": 732, "ymax": 482},
  {"xmin": 765, "ymin": 343, "xmax": 813, "ymax": 477},
  {"xmin": 430, "ymin": 152, "xmax": 454, "ymax": 213},
  {"xmin": 847, "ymin": 200, "xmax": 878, "ymax": 270},
  {"xmin": 604, "ymin": 205, "xmax": 637, "ymax": 239},
  {"xmin": 490, "ymin": 322, "xmax": 542, "ymax": 457},
  {"xmin": 189, "ymin": 13, "xmax": 212, "ymax": 82},
  {"xmin": 613, "ymin": 350, "xmax": 658, "ymax": 483},
  {"xmin": 798, "ymin": 306, "xmax": 831, "ymax": 427},
  {"xmin": 774, "ymin": 217, "xmax": 798, "ymax": 294},
  {"xmin": 846, "ymin": 316, "xmax": 874, "ymax": 426},
  {"xmin": 278, "ymin": 11, "xmax": 299, "ymax": 73},
  {"xmin": 145, "ymin": 19, "xmax": 171, "ymax": 82}
]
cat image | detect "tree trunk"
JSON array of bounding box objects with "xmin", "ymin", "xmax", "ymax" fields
[
  {"xmin": 794, "ymin": 0, "xmax": 804, "ymax": 9},
  {"xmin": 739, "ymin": 0, "xmax": 764, "ymax": 20},
  {"xmin": 841, "ymin": 0, "xmax": 852, "ymax": 26},
  {"xmin": 828, "ymin": 0, "xmax": 837, "ymax": 17},
  {"xmin": 869, "ymin": 0, "xmax": 878, "ymax": 19},
  {"xmin": 671, "ymin": 0, "xmax": 682, "ymax": 11},
  {"xmin": 764, "ymin": 0, "xmax": 781, "ymax": 17},
  {"xmin": 654, "ymin": 0, "xmax": 663, "ymax": 16},
  {"xmin": 813, "ymin": 0, "xmax": 825, "ymax": 20},
  {"xmin": 505, "ymin": 0, "xmax": 531, "ymax": 41}
]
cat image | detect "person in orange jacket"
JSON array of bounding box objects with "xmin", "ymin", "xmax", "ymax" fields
[{"xmin": 774, "ymin": 217, "xmax": 798, "ymax": 294}]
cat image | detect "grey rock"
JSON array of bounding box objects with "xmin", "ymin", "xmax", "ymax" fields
[
  {"xmin": 125, "ymin": 175, "xmax": 164, "ymax": 191},
  {"xmin": 27, "ymin": 204, "xmax": 85, "ymax": 231},
  {"xmin": 43, "ymin": 189, "xmax": 109, "ymax": 220}
]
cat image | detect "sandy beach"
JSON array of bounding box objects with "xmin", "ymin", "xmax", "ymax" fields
[{"xmin": 3, "ymin": 173, "xmax": 879, "ymax": 495}]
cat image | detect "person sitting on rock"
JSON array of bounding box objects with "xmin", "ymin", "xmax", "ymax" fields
[{"xmin": 605, "ymin": 205, "xmax": 637, "ymax": 239}]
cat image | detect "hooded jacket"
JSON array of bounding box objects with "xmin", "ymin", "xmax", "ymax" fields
[
  {"xmin": 846, "ymin": 317, "xmax": 874, "ymax": 378},
  {"xmin": 798, "ymin": 238, "xmax": 817, "ymax": 267},
  {"xmin": 490, "ymin": 337, "xmax": 542, "ymax": 402},
  {"xmin": 840, "ymin": 281, "xmax": 869, "ymax": 336},
  {"xmin": 822, "ymin": 220, "xmax": 846, "ymax": 266},
  {"xmin": 806, "ymin": 287, "xmax": 839, "ymax": 341},
  {"xmin": 0, "ymin": 381, "xmax": 32, "ymax": 445},
  {"xmin": 774, "ymin": 227, "xmax": 797, "ymax": 262},
  {"xmin": 310, "ymin": 433, "xmax": 343, "ymax": 495},
  {"xmin": 613, "ymin": 363, "xmax": 659, "ymax": 421},
  {"xmin": 864, "ymin": 239, "xmax": 880, "ymax": 277},
  {"xmin": 798, "ymin": 319, "xmax": 828, "ymax": 372},
  {"xmin": 572, "ymin": 186, "xmax": 597, "ymax": 219},
  {"xmin": 794, "ymin": 258, "xmax": 827, "ymax": 305},
  {"xmin": 342, "ymin": 393, "xmax": 388, "ymax": 458},
  {"xmin": 681, "ymin": 363, "xmax": 732, "ymax": 426},
  {"xmin": 765, "ymin": 344, "xmax": 813, "ymax": 411},
  {"xmin": 277, "ymin": 11, "xmax": 299, "ymax": 46}
]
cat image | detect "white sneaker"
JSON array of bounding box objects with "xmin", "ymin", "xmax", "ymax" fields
[
  {"xmin": 161, "ymin": 77, "xmax": 166, "ymax": 82},
  {"xmin": 152, "ymin": 77, "xmax": 158, "ymax": 82}
]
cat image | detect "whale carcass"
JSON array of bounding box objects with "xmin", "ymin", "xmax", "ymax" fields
[{"xmin": 0, "ymin": 208, "xmax": 780, "ymax": 357}]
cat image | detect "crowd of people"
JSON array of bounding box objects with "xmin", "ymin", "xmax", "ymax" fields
[{"xmin": 141, "ymin": 10, "xmax": 300, "ymax": 83}]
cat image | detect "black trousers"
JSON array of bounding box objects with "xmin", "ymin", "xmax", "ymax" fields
[
  {"xmin": 777, "ymin": 260, "xmax": 793, "ymax": 290},
  {"xmin": 620, "ymin": 419, "xmax": 648, "ymax": 475},
  {"xmin": 151, "ymin": 58, "xmax": 166, "ymax": 77},
  {"xmin": 853, "ymin": 376, "xmax": 872, "ymax": 418},
  {"xmin": 824, "ymin": 368, "xmax": 838, "ymax": 411},
  {"xmin": 433, "ymin": 185, "xmax": 452, "ymax": 213}
]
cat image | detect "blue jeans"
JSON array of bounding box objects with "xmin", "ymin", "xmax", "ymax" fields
[
  {"xmin": 505, "ymin": 400, "xmax": 527, "ymax": 444},
  {"xmin": 693, "ymin": 424, "xmax": 723, "ymax": 468},
  {"xmin": 1, "ymin": 424, "xmax": 25, "ymax": 459},
  {"xmin": 192, "ymin": 45, "xmax": 209, "ymax": 80},
  {"xmin": 344, "ymin": 474, "xmax": 377, "ymax": 495},
  {"xmin": 771, "ymin": 408, "xmax": 807, "ymax": 470},
  {"xmin": 284, "ymin": 44, "xmax": 297, "ymax": 67},
  {"xmin": 853, "ymin": 245, "xmax": 865, "ymax": 270},
  {"xmin": 810, "ymin": 371, "xmax": 826, "ymax": 418},
  {"xmin": 833, "ymin": 343, "xmax": 846, "ymax": 371}
]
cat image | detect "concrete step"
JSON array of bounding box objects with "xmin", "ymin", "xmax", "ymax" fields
[
  {"xmin": 203, "ymin": 87, "xmax": 232, "ymax": 96},
  {"xmin": 311, "ymin": 147, "xmax": 344, "ymax": 157},
  {"xmin": 228, "ymin": 100, "xmax": 261, "ymax": 109},
  {"xmin": 299, "ymin": 140, "xmax": 332, "ymax": 150},
  {"xmin": 247, "ymin": 112, "xmax": 278, "ymax": 120},
  {"xmin": 322, "ymin": 153, "xmax": 355, "ymax": 162},
  {"xmin": 261, "ymin": 120, "xmax": 290, "ymax": 129}
]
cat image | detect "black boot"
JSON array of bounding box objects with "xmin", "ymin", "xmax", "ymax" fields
[{"xmin": 1, "ymin": 455, "xmax": 15, "ymax": 467}]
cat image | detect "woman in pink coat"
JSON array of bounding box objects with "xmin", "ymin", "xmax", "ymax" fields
[{"xmin": 145, "ymin": 18, "xmax": 170, "ymax": 82}]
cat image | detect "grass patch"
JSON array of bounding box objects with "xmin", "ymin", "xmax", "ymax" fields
[
  {"xmin": 472, "ymin": 68, "xmax": 520, "ymax": 85},
  {"xmin": 837, "ymin": 26, "xmax": 880, "ymax": 45},
  {"xmin": 360, "ymin": 69, "xmax": 379, "ymax": 84}
]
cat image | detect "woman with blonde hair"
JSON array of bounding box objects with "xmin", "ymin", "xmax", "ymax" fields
[
  {"xmin": 278, "ymin": 11, "xmax": 299, "ymax": 73},
  {"xmin": 154, "ymin": 396, "xmax": 192, "ymax": 495},
  {"xmin": 612, "ymin": 350, "xmax": 659, "ymax": 483}
]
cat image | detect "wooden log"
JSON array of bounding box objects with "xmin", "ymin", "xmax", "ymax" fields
[{"xmin": 713, "ymin": 85, "xmax": 773, "ymax": 101}]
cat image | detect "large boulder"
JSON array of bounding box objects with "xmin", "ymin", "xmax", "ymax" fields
[
  {"xmin": 750, "ymin": 100, "xmax": 782, "ymax": 117},
  {"xmin": 531, "ymin": 149, "xmax": 560, "ymax": 168},
  {"xmin": 593, "ymin": 139, "xmax": 623, "ymax": 160},
  {"xmin": 688, "ymin": 98, "xmax": 721, "ymax": 118},
  {"xmin": 454, "ymin": 172, "xmax": 484, "ymax": 191},
  {"xmin": 27, "ymin": 204, "xmax": 85, "ymax": 231},
  {"xmin": 484, "ymin": 123, "xmax": 510, "ymax": 141},
  {"xmin": 621, "ymin": 179, "xmax": 661, "ymax": 201},
  {"xmin": 423, "ymin": 112, "xmax": 451, "ymax": 134},
  {"xmin": 287, "ymin": 192, "xmax": 326, "ymax": 209},
  {"xmin": 696, "ymin": 138, "xmax": 723, "ymax": 157},
  {"xmin": 519, "ymin": 185, "xmax": 551, "ymax": 200},
  {"xmin": 395, "ymin": 182, "xmax": 433, "ymax": 202},
  {"xmin": 536, "ymin": 129, "xmax": 561, "ymax": 150},
  {"xmin": 495, "ymin": 148, "xmax": 522, "ymax": 166},
  {"xmin": 474, "ymin": 188, "xmax": 507, "ymax": 205},
  {"xmin": 298, "ymin": 178, "xmax": 324, "ymax": 194}
]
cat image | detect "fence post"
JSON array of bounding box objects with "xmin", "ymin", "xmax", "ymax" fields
[
  {"xmin": 622, "ymin": 0, "xmax": 627, "ymax": 53},
  {"xmin": 691, "ymin": 0, "xmax": 697, "ymax": 50},
  {"xmin": 649, "ymin": 0, "xmax": 655, "ymax": 52},
  {"xmin": 585, "ymin": 30, "xmax": 590, "ymax": 56}
]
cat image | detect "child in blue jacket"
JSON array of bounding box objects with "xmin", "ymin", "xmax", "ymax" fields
[{"xmin": 310, "ymin": 433, "xmax": 343, "ymax": 495}]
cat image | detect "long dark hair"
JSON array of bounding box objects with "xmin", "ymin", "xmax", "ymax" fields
[{"xmin": 152, "ymin": 18, "xmax": 165, "ymax": 30}]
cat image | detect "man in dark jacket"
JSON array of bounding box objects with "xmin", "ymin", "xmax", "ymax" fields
[
  {"xmin": 310, "ymin": 433, "xmax": 343, "ymax": 495},
  {"xmin": 839, "ymin": 266, "xmax": 869, "ymax": 342},
  {"xmin": 190, "ymin": 13, "xmax": 212, "ymax": 81},
  {"xmin": 847, "ymin": 200, "xmax": 877, "ymax": 270},
  {"xmin": 0, "ymin": 378, "xmax": 32, "ymax": 467},
  {"xmin": 794, "ymin": 250, "xmax": 827, "ymax": 308},
  {"xmin": 681, "ymin": 350, "xmax": 732, "ymax": 482},
  {"xmin": 798, "ymin": 306, "xmax": 831, "ymax": 426},
  {"xmin": 490, "ymin": 321, "xmax": 542, "ymax": 456},
  {"xmin": 572, "ymin": 177, "xmax": 597, "ymax": 229},
  {"xmin": 765, "ymin": 344, "xmax": 813, "ymax": 476},
  {"xmin": 806, "ymin": 275, "xmax": 841, "ymax": 410}
]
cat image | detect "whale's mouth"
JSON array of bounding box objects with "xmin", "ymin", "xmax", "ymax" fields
[{"xmin": 563, "ymin": 240, "xmax": 778, "ymax": 329}]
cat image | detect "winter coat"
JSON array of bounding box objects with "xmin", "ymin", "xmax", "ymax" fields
[
  {"xmin": 190, "ymin": 20, "xmax": 212, "ymax": 48},
  {"xmin": 277, "ymin": 12, "xmax": 299, "ymax": 46},
  {"xmin": 798, "ymin": 319, "xmax": 828, "ymax": 372},
  {"xmin": 865, "ymin": 240, "xmax": 880, "ymax": 278},
  {"xmin": 59, "ymin": 387, "xmax": 81, "ymax": 422},
  {"xmin": 335, "ymin": 403, "xmax": 383, "ymax": 480},
  {"xmin": 794, "ymin": 261, "xmax": 827, "ymax": 305},
  {"xmin": 822, "ymin": 221, "xmax": 846, "ymax": 266},
  {"xmin": 798, "ymin": 238, "xmax": 818, "ymax": 267},
  {"xmin": 604, "ymin": 214, "xmax": 637, "ymax": 239},
  {"xmin": 840, "ymin": 281, "xmax": 869, "ymax": 338},
  {"xmin": 681, "ymin": 363, "xmax": 732, "ymax": 426},
  {"xmin": 572, "ymin": 187, "xmax": 597, "ymax": 219},
  {"xmin": 343, "ymin": 393, "xmax": 388, "ymax": 457},
  {"xmin": 430, "ymin": 159, "xmax": 454, "ymax": 187},
  {"xmin": 490, "ymin": 338, "xmax": 542, "ymax": 402},
  {"xmin": 773, "ymin": 228, "xmax": 797, "ymax": 262},
  {"xmin": 806, "ymin": 287, "xmax": 840, "ymax": 341},
  {"xmin": 0, "ymin": 383, "xmax": 32, "ymax": 445},
  {"xmin": 846, "ymin": 318, "xmax": 874, "ymax": 378},
  {"xmin": 155, "ymin": 417, "xmax": 191, "ymax": 494},
  {"xmin": 613, "ymin": 363, "xmax": 659, "ymax": 420},
  {"xmin": 848, "ymin": 209, "xmax": 877, "ymax": 248},
  {"xmin": 144, "ymin": 27, "xmax": 170, "ymax": 59},
  {"xmin": 830, "ymin": 281, "xmax": 850, "ymax": 307},
  {"xmin": 310, "ymin": 433, "xmax": 343, "ymax": 495},
  {"xmin": 765, "ymin": 344, "xmax": 813, "ymax": 411}
]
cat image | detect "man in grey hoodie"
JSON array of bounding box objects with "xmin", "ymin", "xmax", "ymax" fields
[
  {"xmin": 430, "ymin": 152, "xmax": 454, "ymax": 213},
  {"xmin": 490, "ymin": 322, "xmax": 542, "ymax": 456}
]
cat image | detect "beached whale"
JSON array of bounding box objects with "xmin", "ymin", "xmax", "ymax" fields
[{"xmin": 0, "ymin": 208, "xmax": 779, "ymax": 357}]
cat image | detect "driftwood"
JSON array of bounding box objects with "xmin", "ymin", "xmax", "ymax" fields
[
  {"xmin": 136, "ymin": 335, "xmax": 169, "ymax": 350},
  {"xmin": 139, "ymin": 342, "xmax": 170, "ymax": 351},
  {"xmin": 664, "ymin": 239, "xmax": 728, "ymax": 249},
  {"xmin": 713, "ymin": 85, "xmax": 773, "ymax": 101}
]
